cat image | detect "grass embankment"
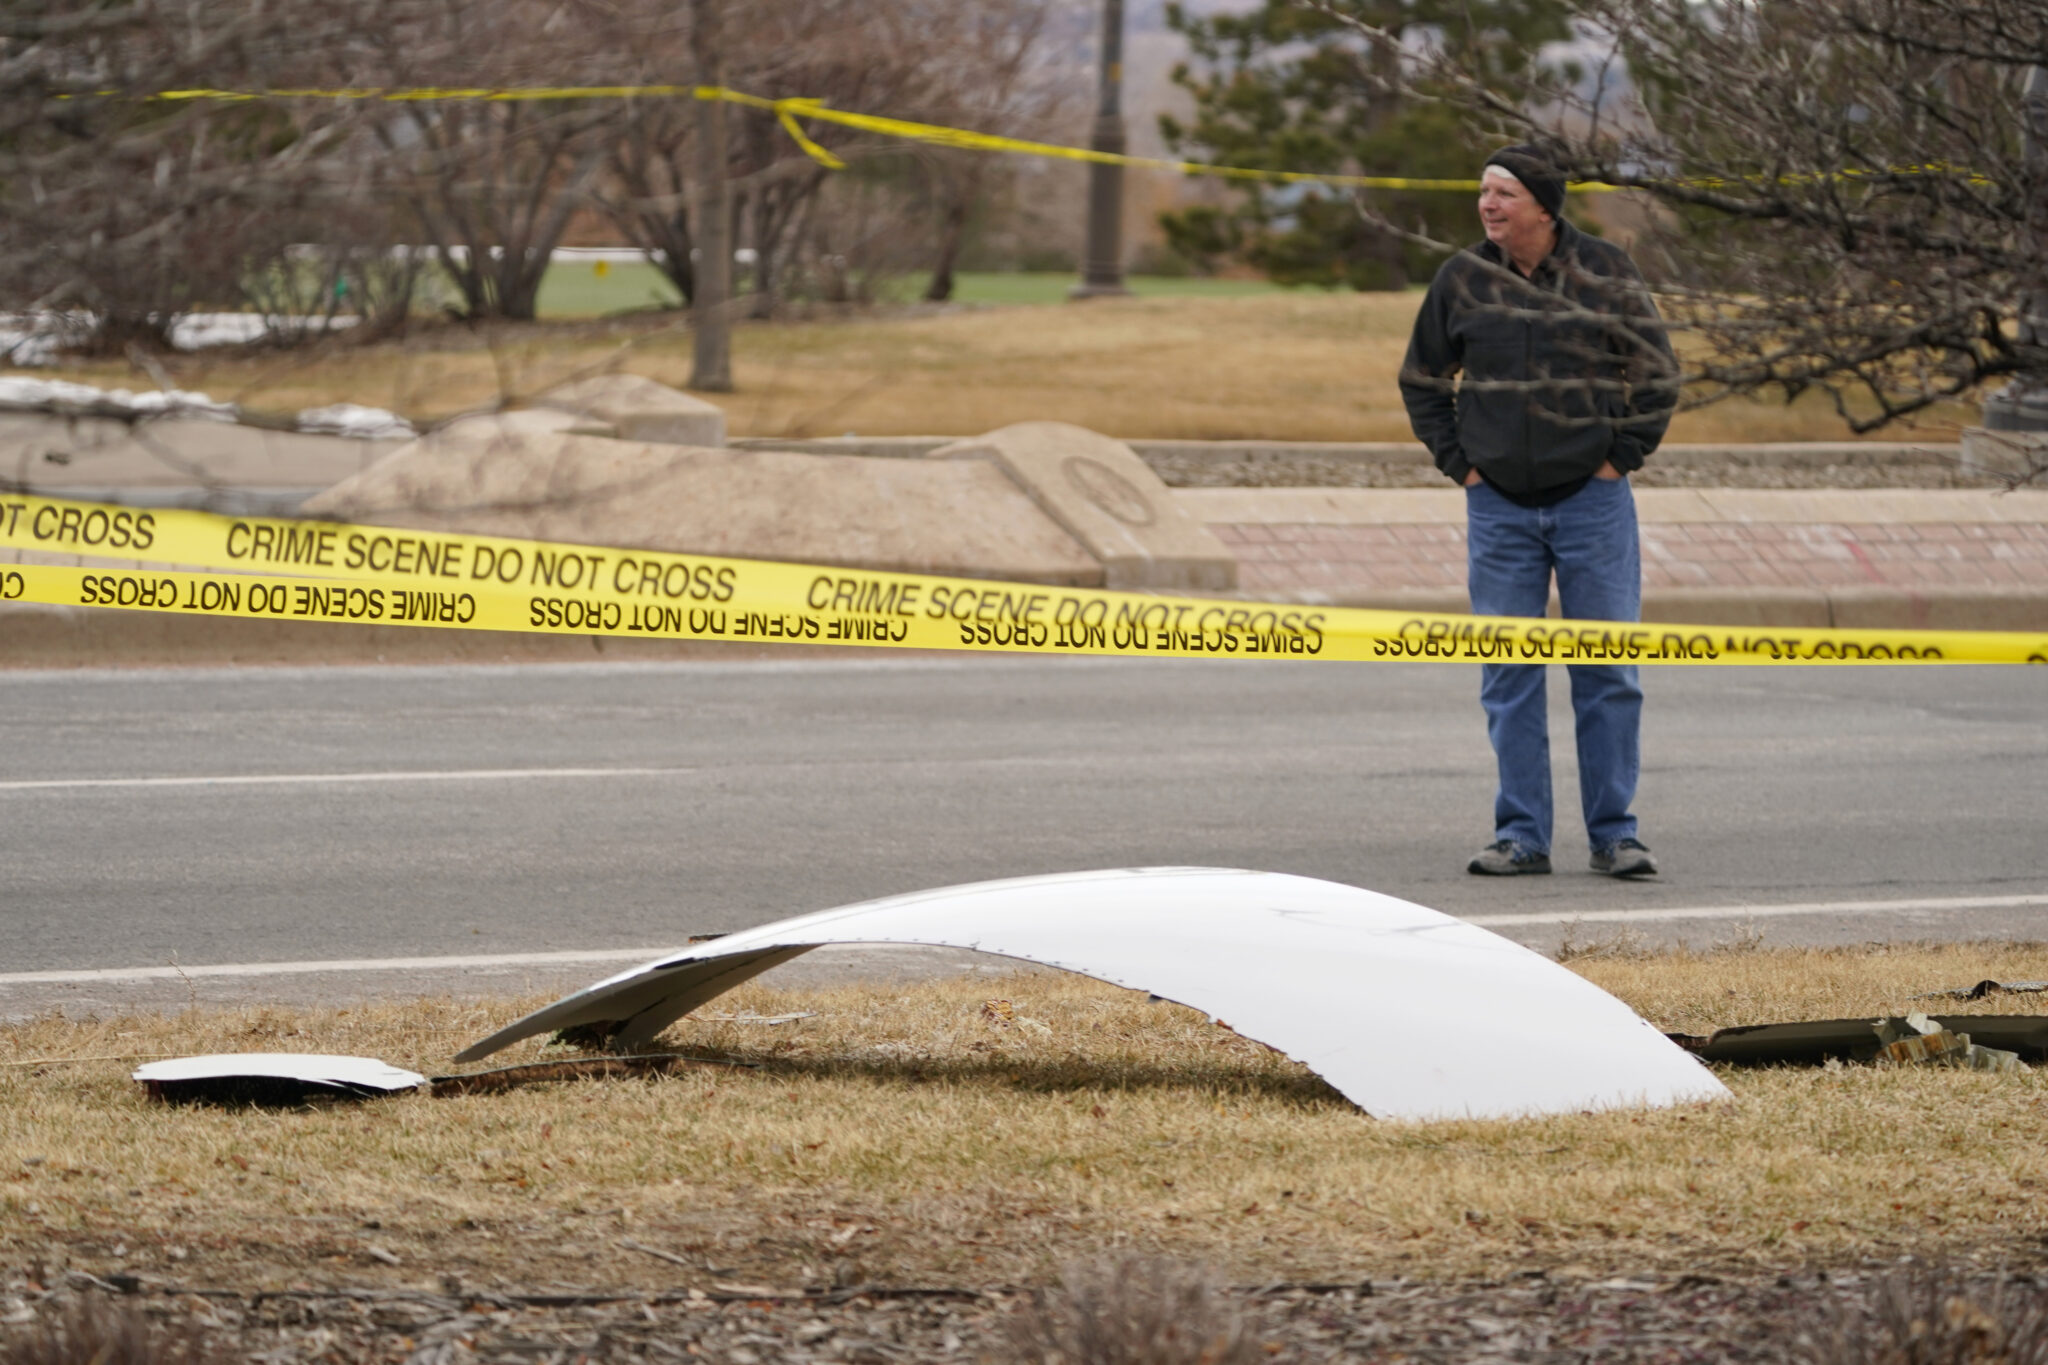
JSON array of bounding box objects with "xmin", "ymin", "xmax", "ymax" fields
[
  {"xmin": 13, "ymin": 290, "xmax": 1974, "ymax": 445},
  {"xmin": 5, "ymin": 941, "xmax": 2047, "ymax": 1292}
]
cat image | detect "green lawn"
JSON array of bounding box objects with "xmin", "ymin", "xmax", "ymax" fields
[
  {"xmin": 534, "ymin": 260, "xmax": 685, "ymax": 317},
  {"xmin": 531, "ymin": 261, "xmax": 1290, "ymax": 318}
]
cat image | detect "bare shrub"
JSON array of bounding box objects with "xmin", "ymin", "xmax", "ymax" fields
[
  {"xmin": 0, "ymin": 2, "xmax": 378, "ymax": 353},
  {"xmin": 232, "ymin": 201, "xmax": 434, "ymax": 348},
  {"xmin": 905, "ymin": 0, "xmax": 1088, "ymax": 301},
  {"xmin": 1005, "ymin": 1257, "xmax": 1262, "ymax": 1365},
  {"xmin": 786, "ymin": 173, "xmax": 933, "ymax": 307},
  {"xmin": 362, "ymin": 0, "xmax": 623, "ymax": 323},
  {"xmin": 595, "ymin": 0, "xmax": 1087, "ymax": 318},
  {"xmin": 1806, "ymin": 1264, "xmax": 2048, "ymax": 1365}
]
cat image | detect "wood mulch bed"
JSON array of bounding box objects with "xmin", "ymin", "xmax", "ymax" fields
[{"xmin": 5, "ymin": 1266, "xmax": 2020, "ymax": 1364}]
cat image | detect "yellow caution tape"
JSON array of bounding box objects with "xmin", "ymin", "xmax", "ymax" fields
[
  {"xmin": 120, "ymin": 83, "xmax": 1989, "ymax": 195},
  {"xmin": 3, "ymin": 496, "xmax": 2042, "ymax": 664},
  {"xmin": 708, "ymin": 91, "xmax": 1524, "ymax": 192},
  {"xmin": 128, "ymin": 83, "xmax": 1580, "ymax": 193}
]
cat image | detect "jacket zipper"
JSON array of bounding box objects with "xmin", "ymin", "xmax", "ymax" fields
[{"xmin": 1521, "ymin": 294, "xmax": 1534, "ymax": 487}]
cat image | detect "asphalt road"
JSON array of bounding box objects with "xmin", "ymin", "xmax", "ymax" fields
[{"xmin": 2, "ymin": 657, "xmax": 2043, "ymax": 1014}]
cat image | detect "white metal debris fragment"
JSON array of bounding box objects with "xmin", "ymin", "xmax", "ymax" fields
[
  {"xmin": 1874, "ymin": 1018, "xmax": 1972, "ymax": 1067},
  {"xmin": 1966, "ymin": 1046, "xmax": 2025, "ymax": 1075},
  {"xmin": 1874, "ymin": 1014, "xmax": 2021, "ymax": 1074},
  {"xmin": 133, "ymin": 1053, "xmax": 426, "ymax": 1104},
  {"xmin": 454, "ymin": 867, "xmax": 1730, "ymax": 1121}
]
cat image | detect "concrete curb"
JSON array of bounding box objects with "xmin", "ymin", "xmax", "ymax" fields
[
  {"xmin": 1176, "ymin": 486, "xmax": 2048, "ymax": 524},
  {"xmin": 731, "ymin": 435, "xmax": 1967, "ymax": 471},
  {"xmin": 1269, "ymin": 585, "xmax": 2048, "ymax": 631}
]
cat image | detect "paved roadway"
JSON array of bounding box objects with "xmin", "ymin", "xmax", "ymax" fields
[{"xmin": 1, "ymin": 658, "xmax": 2043, "ymax": 1016}]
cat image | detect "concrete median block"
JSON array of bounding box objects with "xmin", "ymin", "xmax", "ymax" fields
[
  {"xmin": 1959, "ymin": 426, "xmax": 2048, "ymax": 481},
  {"xmin": 430, "ymin": 408, "xmax": 616, "ymax": 446},
  {"xmin": 931, "ymin": 422, "xmax": 1237, "ymax": 591},
  {"xmin": 302, "ymin": 426, "xmax": 1100, "ymax": 585},
  {"xmin": 538, "ymin": 374, "xmax": 725, "ymax": 447}
]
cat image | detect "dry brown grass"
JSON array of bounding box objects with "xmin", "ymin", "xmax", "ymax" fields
[
  {"xmin": 6, "ymin": 294, "xmax": 1974, "ymax": 444},
  {"xmin": 5, "ymin": 941, "xmax": 2046, "ymax": 1293}
]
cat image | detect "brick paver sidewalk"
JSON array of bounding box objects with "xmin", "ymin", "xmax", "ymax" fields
[
  {"xmin": 1213, "ymin": 519, "xmax": 2048, "ymax": 595},
  {"xmin": 1182, "ymin": 489, "xmax": 2048, "ymax": 602}
]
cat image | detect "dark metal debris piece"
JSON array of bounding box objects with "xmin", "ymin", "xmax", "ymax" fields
[
  {"xmin": 1667, "ymin": 1015, "xmax": 2048, "ymax": 1067},
  {"xmin": 1919, "ymin": 979, "xmax": 2048, "ymax": 1001}
]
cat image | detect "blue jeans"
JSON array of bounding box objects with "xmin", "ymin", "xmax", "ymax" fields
[{"xmin": 1465, "ymin": 475, "xmax": 1643, "ymax": 856}]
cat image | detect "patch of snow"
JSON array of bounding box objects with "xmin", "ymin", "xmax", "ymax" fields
[
  {"xmin": 0, "ymin": 375, "xmax": 238, "ymax": 421},
  {"xmin": 0, "ymin": 312, "xmax": 357, "ymax": 367},
  {"xmin": 295, "ymin": 403, "xmax": 415, "ymax": 440},
  {"xmin": 0, "ymin": 376, "xmax": 108, "ymax": 407},
  {"xmin": 169, "ymin": 313, "xmax": 356, "ymax": 348},
  {"xmin": 0, "ymin": 324, "xmax": 65, "ymax": 367},
  {"xmin": 0, "ymin": 376, "xmax": 412, "ymax": 440}
]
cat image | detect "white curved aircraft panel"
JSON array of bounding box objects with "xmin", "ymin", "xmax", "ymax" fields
[
  {"xmin": 134, "ymin": 1053, "xmax": 427, "ymax": 1095},
  {"xmin": 455, "ymin": 868, "xmax": 1728, "ymax": 1121}
]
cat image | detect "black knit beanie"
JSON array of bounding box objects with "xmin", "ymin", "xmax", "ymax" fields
[{"xmin": 1482, "ymin": 144, "xmax": 1566, "ymax": 219}]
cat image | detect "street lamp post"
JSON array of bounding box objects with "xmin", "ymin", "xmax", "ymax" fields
[
  {"xmin": 1070, "ymin": 0, "xmax": 1130, "ymax": 299},
  {"xmin": 1983, "ymin": 64, "xmax": 2048, "ymax": 432}
]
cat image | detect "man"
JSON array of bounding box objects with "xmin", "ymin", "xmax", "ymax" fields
[{"xmin": 1399, "ymin": 144, "xmax": 1678, "ymax": 879}]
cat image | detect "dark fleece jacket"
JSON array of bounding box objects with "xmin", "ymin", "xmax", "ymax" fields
[{"xmin": 1399, "ymin": 219, "xmax": 1678, "ymax": 494}]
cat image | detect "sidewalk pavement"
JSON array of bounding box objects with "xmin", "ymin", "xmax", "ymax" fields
[{"xmin": 1184, "ymin": 488, "xmax": 2048, "ymax": 630}]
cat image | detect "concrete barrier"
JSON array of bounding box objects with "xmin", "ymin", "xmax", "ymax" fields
[
  {"xmin": 1960, "ymin": 427, "xmax": 2048, "ymax": 481},
  {"xmin": 538, "ymin": 374, "xmax": 726, "ymax": 447},
  {"xmin": 303, "ymin": 423, "xmax": 1102, "ymax": 585},
  {"xmin": 929, "ymin": 422, "xmax": 1236, "ymax": 591},
  {"xmin": 732, "ymin": 434, "xmax": 1966, "ymax": 476}
]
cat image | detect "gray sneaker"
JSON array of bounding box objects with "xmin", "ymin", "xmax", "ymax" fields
[
  {"xmin": 1468, "ymin": 840, "xmax": 1552, "ymax": 876},
  {"xmin": 1591, "ymin": 838, "xmax": 1660, "ymax": 878}
]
